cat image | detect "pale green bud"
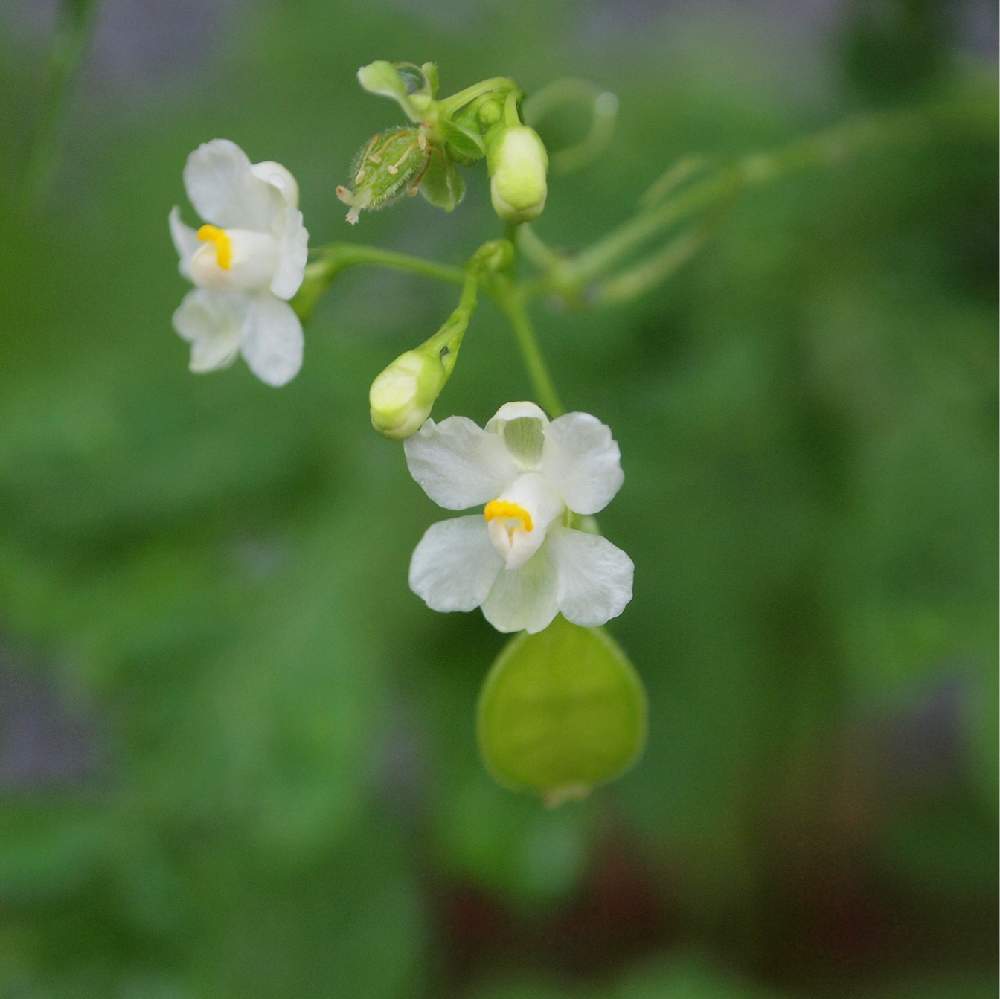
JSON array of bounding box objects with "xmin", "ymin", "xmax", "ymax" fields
[
  {"xmin": 487, "ymin": 125, "xmax": 548, "ymax": 223},
  {"xmin": 370, "ymin": 347, "xmax": 449, "ymax": 440}
]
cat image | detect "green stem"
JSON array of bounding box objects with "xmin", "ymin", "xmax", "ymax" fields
[
  {"xmin": 516, "ymin": 224, "xmax": 562, "ymax": 272},
  {"xmin": 294, "ymin": 243, "xmax": 465, "ymax": 320},
  {"xmin": 548, "ymin": 108, "xmax": 928, "ymax": 295},
  {"xmin": 21, "ymin": 0, "xmax": 102, "ymax": 208},
  {"xmin": 593, "ymin": 189, "xmax": 736, "ymax": 306},
  {"xmin": 437, "ymin": 77, "xmax": 518, "ymax": 115},
  {"xmin": 522, "ymin": 78, "xmax": 620, "ymax": 176},
  {"xmin": 495, "ymin": 282, "xmax": 564, "ymax": 417},
  {"xmin": 420, "ymin": 265, "xmax": 480, "ymax": 371},
  {"xmin": 315, "ymin": 243, "xmax": 465, "ymax": 284}
]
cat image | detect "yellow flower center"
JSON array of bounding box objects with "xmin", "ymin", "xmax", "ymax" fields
[
  {"xmin": 197, "ymin": 224, "xmax": 233, "ymax": 270},
  {"xmin": 483, "ymin": 499, "xmax": 533, "ymax": 533}
]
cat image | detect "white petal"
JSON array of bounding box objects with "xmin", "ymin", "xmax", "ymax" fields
[
  {"xmin": 270, "ymin": 209, "xmax": 309, "ymax": 299},
  {"xmin": 549, "ymin": 525, "xmax": 634, "ymax": 627},
  {"xmin": 404, "ymin": 417, "xmax": 518, "ymax": 510},
  {"xmin": 251, "ymin": 160, "xmax": 299, "ymax": 209},
  {"xmin": 240, "ymin": 294, "xmax": 304, "ymax": 387},
  {"xmin": 168, "ymin": 206, "xmax": 199, "ymax": 278},
  {"xmin": 486, "ymin": 401, "xmax": 549, "ymax": 469},
  {"xmin": 409, "ymin": 516, "xmax": 503, "ymax": 613},
  {"xmin": 542, "ymin": 412, "xmax": 624, "ymax": 515},
  {"xmin": 183, "ymin": 139, "xmax": 281, "ymax": 231},
  {"xmin": 485, "ymin": 401, "xmax": 549, "ymax": 429},
  {"xmin": 188, "ymin": 229, "xmax": 279, "ymax": 292},
  {"xmin": 172, "ymin": 289, "xmax": 246, "ymax": 373},
  {"xmin": 485, "ymin": 472, "xmax": 564, "ymax": 570},
  {"xmin": 481, "ymin": 543, "xmax": 559, "ymax": 634}
]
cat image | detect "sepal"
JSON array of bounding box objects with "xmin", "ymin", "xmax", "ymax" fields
[
  {"xmin": 356, "ymin": 60, "xmax": 437, "ymax": 122},
  {"xmin": 441, "ymin": 119, "xmax": 486, "ymax": 165},
  {"xmin": 419, "ymin": 150, "xmax": 466, "ymax": 212}
]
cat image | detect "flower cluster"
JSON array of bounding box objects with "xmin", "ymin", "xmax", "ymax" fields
[
  {"xmin": 167, "ymin": 72, "xmax": 634, "ymax": 636},
  {"xmin": 336, "ymin": 61, "xmax": 548, "ymax": 226},
  {"xmin": 169, "ymin": 140, "xmax": 308, "ymax": 386}
]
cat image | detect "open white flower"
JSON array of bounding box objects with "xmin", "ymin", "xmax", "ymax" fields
[
  {"xmin": 169, "ymin": 139, "xmax": 309, "ymax": 386},
  {"xmin": 405, "ymin": 402, "xmax": 634, "ymax": 633}
]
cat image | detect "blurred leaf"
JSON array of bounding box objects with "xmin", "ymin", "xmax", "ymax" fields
[
  {"xmin": 859, "ymin": 973, "xmax": 998, "ymax": 999},
  {"xmin": 0, "ymin": 801, "xmax": 110, "ymax": 900},
  {"xmin": 436, "ymin": 774, "xmax": 591, "ymax": 909},
  {"xmin": 613, "ymin": 955, "xmax": 786, "ymax": 997},
  {"xmin": 469, "ymin": 953, "xmax": 790, "ymax": 998}
]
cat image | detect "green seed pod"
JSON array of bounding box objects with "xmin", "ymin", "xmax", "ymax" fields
[
  {"xmin": 336, "ymin": 128, "xmax": 431, "ymax": 225},
  {"xmin": 477, "ymin": 616, "xmax": 647, "ymax": 805}
]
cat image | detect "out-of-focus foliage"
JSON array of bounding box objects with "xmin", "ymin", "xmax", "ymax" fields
[{"xmin": 0, "ymin": 0, "xmax": 995, "ymax": 996}]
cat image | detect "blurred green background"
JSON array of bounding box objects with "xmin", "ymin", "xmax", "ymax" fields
[{"xmin": 0, "ymin": 1, "xmax": 996, "ymax": 996}]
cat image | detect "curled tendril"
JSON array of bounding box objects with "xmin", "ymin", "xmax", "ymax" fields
[{"xmin": 522, "ymin": 78, "xmax": 619, "ymax": 177}]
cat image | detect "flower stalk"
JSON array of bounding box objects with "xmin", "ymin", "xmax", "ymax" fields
[{"xmin": 369, "ymin": 240, "xmax": 513, "ymax": 438}]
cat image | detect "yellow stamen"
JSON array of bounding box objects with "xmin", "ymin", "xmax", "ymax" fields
[
  {"xmin": 483, "ymin": 499, "xmax": 533, "ymax": 533},
  {"xmin": 196, "ymin": 224, "xmax": 233, "ymax": 270}
]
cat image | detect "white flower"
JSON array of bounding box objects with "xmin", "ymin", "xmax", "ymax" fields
[
  {"xmin": 169, "ymin": 139, "xmax": 309, "ymax": 386},
  {"xmin": 405, "ymin": 402, "xmax": 634, "ymax": 634}
]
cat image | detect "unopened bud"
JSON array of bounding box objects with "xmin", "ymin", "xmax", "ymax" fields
[
  {"xmin": 487, "ymin": 125, "xmax": 548, "ymax": 223},
  {"xmin": 370, "ymin": 348, "xmax": 448, "ymax": 440}
]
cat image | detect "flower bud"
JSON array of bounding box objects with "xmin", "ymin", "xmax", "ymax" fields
[
  {"xmin": 336, "ymin": 128, "xmax": 430, "ymax": 225},
  {"xmin": 487, "ymin": 125, "xmax": 548, "ymax": 223},
  {"xmin": 370, "ymin": 348, "xmax": 447, "ymax": 440}
]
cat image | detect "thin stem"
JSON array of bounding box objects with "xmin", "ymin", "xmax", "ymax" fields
[
  {"xmin": 495, "ymin": 283, "xmax": 564, "ymax": 417},
  {"xmin": 456, "ymin": 266, "xmax": 479, "ymax": 314},
  {"xmin": 420, "ymin": 265, "xmax": 480, "ymax": 370},
  {"xmin": 594, "ymin": 225, "xmax": 714, "ymax": 305},
  {"xmin": 568, "ymin": 170, "xmax": 737, "ymax": 288},
  {"xmin": 516, "ymin": 224, "xmax": 563, "ymax": 271},
  {"xmin": 545, "ymin": 108, "xmax": 929, "ymax": 295},
  {"xmin": 294, "ymin": 243, "xmax": 466, "ymax": 320},
  {"xmin": 313, "ymin": 243, "xmax": 466, "ymax": 284},
  {"xmin": 593, "ymin": 189, "xmax": 736, "ymax": 306},
  {"xmin": 21, "ymin": 0, "xmax": 102, "ymax": 208},
  {"xmin": 522, "ymin": 78, "xmax": 620, "ymax": 176},
  {"xmin": 437, "ymin": 77, "xmax": 518, "ymax": 115}
]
